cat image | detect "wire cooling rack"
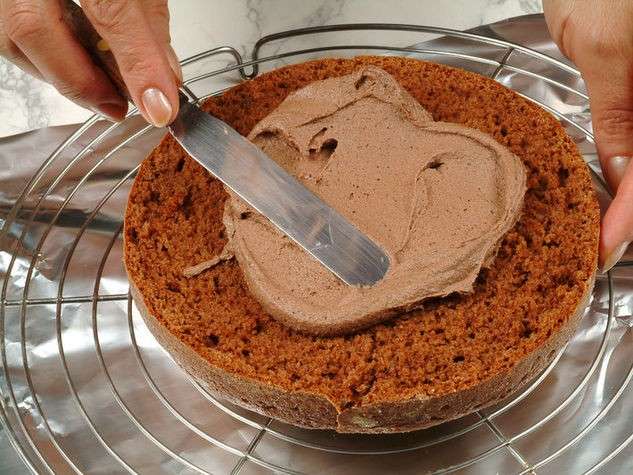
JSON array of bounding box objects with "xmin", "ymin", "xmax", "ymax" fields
[{"xmin": 1, "ymin": 23, "xmax": 633, "ymax": 475}]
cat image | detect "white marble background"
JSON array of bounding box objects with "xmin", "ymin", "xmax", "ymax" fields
[{"xmin": 0, "ymin": 0, "xmax": 542, "ymax": 138}]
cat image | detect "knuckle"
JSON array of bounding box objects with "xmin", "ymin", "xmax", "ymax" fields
[
  {"xmin": 576, "ymin": 23, "xmax": 633, "ymax": 60},
  {"xmin": 85, "ymin": 0, "xmax": 129, "ymax": 32},
  {"xmin": 125, "ymin": 60, "xmax": 155, "ymax": 84},
  {"xmin": 5, "ymin": 1, "xmax": 44, "ymax": 42},
  {"xmin": 586, "ymin": 36, "xmax": 629, "ymax": 60},
  {"xmin": 117, "ymin": 43, "xmax": 156, "ymax": 77},
  {"xmin": 556, "ymin": 16, "xmax": 632, "ymax": 65},
  {"xmin": 594, "ymin": 108, "xmax": 633, "ymax": 140}
]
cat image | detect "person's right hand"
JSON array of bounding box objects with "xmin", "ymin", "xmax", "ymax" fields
[
  {"xmin": 0, "ymin": 0, "xmax": 182, "ymax": 127},
  {"xmin": 544, "ymin": 0, "xmax": 633, "ymax": 273}
]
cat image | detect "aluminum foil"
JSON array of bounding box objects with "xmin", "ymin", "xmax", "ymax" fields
[{"xmin": 1, "ymin": 15, "xmax": 633, "ymax": 475}]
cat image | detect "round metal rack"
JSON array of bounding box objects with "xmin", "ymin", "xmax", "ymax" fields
[{"xmin": 1, "ymin": 24, "xmax": 632, "ymax": 474}]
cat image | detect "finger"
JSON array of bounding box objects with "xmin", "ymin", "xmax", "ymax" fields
[
  {"xmin": 3, "ymin": 0, "xmax": 127, "ymax": 120},
  {"xmin": 572, "ymin": 50, "xmax": 633, "ymax": 271},
  {"xmin": 544, "ymin": 0, "xmax": 633, "ymax": 272},
  {"xmin": 546, "ymin": 0, "xmax": 633, "ymax": 194},
  {"xmin": 565, "ymin": 25, "xmax": 633, "ymax": 195},
  {"xmin": 600, "ymin": 160, "xmax": 633, "ymax": 272},
  {"xmin": 82, "ymin": 0, "xmax": 179, "ymax": 126},
  {"xmin": 141, "ymin": 0, "xmax": 182, "ymax": 83},
  {"xmin": 581, "ymin": 67, "xmax": 633, "ymax": 192},
  {"xmin": 141, "ymin": 0, "xmax": 170, "ymax": 43},
  {"xmin": 0, "ymin": 12, "xmax": 41, "ymax": 79}
]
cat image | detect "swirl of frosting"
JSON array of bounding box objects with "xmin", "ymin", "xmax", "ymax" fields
[{"xmin": 223, "ymin": 66, "xmax": 527, "ymax": 336}]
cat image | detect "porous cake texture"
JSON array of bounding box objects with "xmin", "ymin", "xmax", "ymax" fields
[{"xmin": 124, "ymin": 56, "xmax": 599, "ymax": 433}]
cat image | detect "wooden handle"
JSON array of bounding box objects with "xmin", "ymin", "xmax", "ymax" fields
[{"xmin": 61, "ymin": 0, "xmax": 132, "ymax": 102}]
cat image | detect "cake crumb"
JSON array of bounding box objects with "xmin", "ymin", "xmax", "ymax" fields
[
  {"xmin": 125, "ymin": 56, "xmax": 599, "ymax": 432},
  {"xmin": 183, "ymin": 247, "xmax": 234, "ymax": 277}
]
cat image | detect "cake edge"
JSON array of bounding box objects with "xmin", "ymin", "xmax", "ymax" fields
[
  {"xmin": 127, "ymin": 269, "xmax": 595, "ymax": 434},
  {"xmin": 122, "ymin": 55, "xmax": 600, "ymax": 434}
]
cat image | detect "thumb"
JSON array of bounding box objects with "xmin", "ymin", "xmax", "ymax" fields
[{"xmin": 578, "ymin": 58, "xmax": 633, "ymax": 270}]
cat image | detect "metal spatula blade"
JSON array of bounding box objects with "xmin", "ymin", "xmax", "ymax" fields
[
  {"xmin": 63, "ymin": 0, "xmax": 389, "ymax": 286},
  {"xmin": 170, "ymin": 99, "xmax": 390, "ymax": 286}
]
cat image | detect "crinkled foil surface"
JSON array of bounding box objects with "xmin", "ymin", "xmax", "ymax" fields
[{"xmin": 1, "ymin": 15, "xmax": 632, "ymax": 475}]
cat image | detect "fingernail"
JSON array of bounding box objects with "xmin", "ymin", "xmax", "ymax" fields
[
  {"xmin": 94, "ymin": 102, "xmax": 127, "ymax": 122},
  {"xmin": 601, "ymin": 241, "xmax": 630, "ymax": 273},
  {"xmin": 166, "ymin": 45, "xmax": 183, "ymax": 84},
  {"xmin": 605, "ymin": 155, "xmax": 631, "ymax": 192},
  {"xmin": 141, "ymin": 88, "xmax": 173, "ymax": 127}
]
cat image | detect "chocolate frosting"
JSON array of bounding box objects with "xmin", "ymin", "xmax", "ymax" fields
[{"xmin": 223, "ymin": 66, "xmax": 527, "ymax": 335}]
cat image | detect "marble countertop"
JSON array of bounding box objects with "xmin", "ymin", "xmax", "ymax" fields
[{"xmin": 0, "ymin": 0, "xmax": 542, "ymax": 138}]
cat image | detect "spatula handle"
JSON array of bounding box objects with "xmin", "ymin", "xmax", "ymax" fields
[{"xmin": 60, "ymin": 0, "xmax": 132, "ymax": 102}]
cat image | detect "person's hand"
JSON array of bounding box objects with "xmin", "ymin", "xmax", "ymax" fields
[
  {"xmin": 544, "ymin": 0, "xmax": 633, "ymax": 272},
  {"xmin": 0, "ymin": 0, "xmax": 182, "ymax": 127}
]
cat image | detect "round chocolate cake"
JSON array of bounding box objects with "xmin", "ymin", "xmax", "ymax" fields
[{"xmin": 124, "ymin": 56, "xmax": 599, "ymax": 433}]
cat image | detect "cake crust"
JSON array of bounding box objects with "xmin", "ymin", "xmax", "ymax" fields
[
  {"xmin": 130, "ymin": 276, "xmax": 592, "ymax": 433},
  {"xmin": 123, "ymin": 56, "xmax": 599, "ymax": 433}
]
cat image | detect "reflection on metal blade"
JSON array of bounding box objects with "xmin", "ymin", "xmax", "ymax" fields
[{"xmin": 169, "ymin": 99, "xmax": 390, "ymax": 286}]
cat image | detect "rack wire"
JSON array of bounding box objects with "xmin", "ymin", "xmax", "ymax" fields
[{"xmin": 1, "ymin": 24, "xmax": 632, "ymax": 474}]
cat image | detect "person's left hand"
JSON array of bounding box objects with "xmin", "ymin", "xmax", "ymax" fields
[{"xmin": 0, "ymin": 0, "xmax": 182, "ymax": 127}]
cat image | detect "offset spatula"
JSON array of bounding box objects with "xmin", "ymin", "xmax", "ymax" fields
[{"xmin": 62, "ymin": 1, "xmax": 389, "ymax": 286}]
